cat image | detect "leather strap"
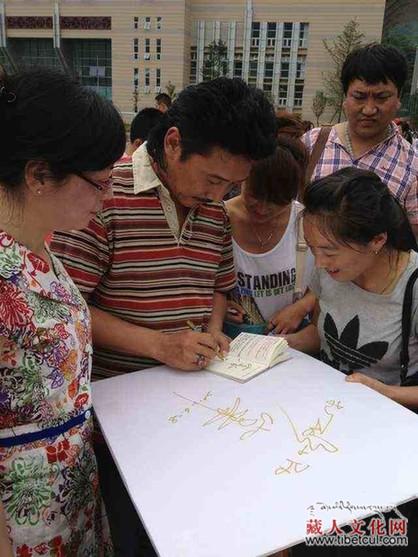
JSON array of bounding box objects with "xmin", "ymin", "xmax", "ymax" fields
[
  {"xmin": 305, "ymin": 126, "xmax": 332, "ymax": 186},
  {"xmin": 400, "ymin": 268, "xmax": 418, "ymax": 385}
]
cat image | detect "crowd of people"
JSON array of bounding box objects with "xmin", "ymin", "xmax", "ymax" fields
[{"xmin": 1, "ymin": 41, "xmax": 418, "ymax": 556}]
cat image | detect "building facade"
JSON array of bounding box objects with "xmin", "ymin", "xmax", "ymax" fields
[{"xmin": 0, "ymin": 0, "xmax": 385, "ymax": 121}]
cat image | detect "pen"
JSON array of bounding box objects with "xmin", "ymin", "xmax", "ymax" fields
[{"xmin": 186, "ymin": 320, "xmax": 225, "ymax": 360}]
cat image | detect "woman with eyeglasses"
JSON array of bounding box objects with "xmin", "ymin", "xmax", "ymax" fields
[{"xmin": 0, "ymin": 68, "xmax": 125, "ymax": 555}]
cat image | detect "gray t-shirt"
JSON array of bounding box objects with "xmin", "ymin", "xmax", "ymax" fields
[{"xmin": 310, "ymin": 251, "xmax": 418, "ymax": 385}]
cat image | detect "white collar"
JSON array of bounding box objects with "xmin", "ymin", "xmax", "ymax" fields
[{"xmin": 132, "ymin": 142, "xmax": 166, "ymax": 194}]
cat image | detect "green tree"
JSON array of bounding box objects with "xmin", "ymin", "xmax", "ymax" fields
[
  {"xmin": 312, "ymin": 90, "xmax": 327, "ymax": 126},
  {"xmin": 405, "ymin": 93, "xmax": 418, "ymax": 128},
  {"xmin": 201, "ymin": 40, "xmax": 228, "ymax": 81},
  {"xmin": 382, "ymin": 25, "xmax": 418, "ymax": 95},
  {"xmin": 322, "ymin": 19, "xmax": 365, "ymax": 123}
]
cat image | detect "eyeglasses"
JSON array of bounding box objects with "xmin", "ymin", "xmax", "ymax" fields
[{"xmin": 76, "ymin": 172, "xmax": 112, "ymax": 192}]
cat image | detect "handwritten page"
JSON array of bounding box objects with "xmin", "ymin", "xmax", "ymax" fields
[
  {"xmin": 228, "ymin": 333, "xmax": 288, "ymax": 364},
  {"xmin": 206, "ymin": 333, "xmax": 289, "ymax": 381}
]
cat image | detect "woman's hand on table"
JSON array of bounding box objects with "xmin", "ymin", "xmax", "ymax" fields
[{"xmin": 346, "ymin": 372, "xmax": 389, "ymax": 396}]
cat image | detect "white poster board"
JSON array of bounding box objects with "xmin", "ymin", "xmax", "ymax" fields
[{"xmin": 93, "ymin": 349, "xmax": 418, "ymax": 557}]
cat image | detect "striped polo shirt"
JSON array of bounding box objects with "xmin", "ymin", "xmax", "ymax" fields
[{"xmin": 51, "ymin": 146, "xmax": 236, "ymax": 379}]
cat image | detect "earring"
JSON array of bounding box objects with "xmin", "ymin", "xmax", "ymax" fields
[
  {"xmin": 36, "ymin": 189, "xmax": 42, "ymax": 195},
  {"xmin": 374, "ymin": 249, "xmax": 379, "ymax": 255}
]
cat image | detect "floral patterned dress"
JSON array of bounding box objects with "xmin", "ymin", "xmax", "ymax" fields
[{"xmin": 0, "ymin": 232, "xmax": 113, "ymax": 556}]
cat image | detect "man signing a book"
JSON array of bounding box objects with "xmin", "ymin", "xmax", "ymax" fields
[{"xmin": 51, "ymin": 78, "xmax": 277, "ymax": 556}]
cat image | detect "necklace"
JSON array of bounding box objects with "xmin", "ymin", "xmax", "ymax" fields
[
  {"xmin": 253, "ymin": 227, "xmax": 275, "ymax": 247},
  {"xmin": 246, "ymin": 205, "xmax": 290, "ymax": 249},
  {"xmin": 379, "ymin": 268, "xmax": 398, "ymax": 295},
  {"xmin": 379, "ymin": 252, "xmax": 408, "ymax": 295}
]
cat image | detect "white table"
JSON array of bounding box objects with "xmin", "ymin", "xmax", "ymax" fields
[{"xmin": 93, "ymin": 349, "xmax": 418, "ymax": 557}]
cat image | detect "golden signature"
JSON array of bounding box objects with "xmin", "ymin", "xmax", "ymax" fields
[
  {"xmin": 275, "ymin": 458, "xmax": 310, "ymax": 475},
  {"xmin": 170, "ymin": 392, "xmax": 273, "ymax": 441},
  {"xmin": 280, "ymin": 400, "xmax": 343, "ymax": 456}
]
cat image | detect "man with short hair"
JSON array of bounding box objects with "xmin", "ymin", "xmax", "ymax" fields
[
  {"xmin": 303, "ymin": 43, "xmax": 418, "ymax": 235},
  {"xmin": 154, "ymin": 92, "xmax": 172, "ymax": 112},
  {"xmin": 52, "ymin": 78, "xmax": 277, "ymax": 376},
  {"xmin": 51, "ymin": 79, "xmax": 277, "ymax": 555},
  {"xmin": 127, "ymin": 107, "xmax": 163, "ymax": 155}
]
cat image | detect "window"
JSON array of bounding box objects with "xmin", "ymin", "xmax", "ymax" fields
[
  {"xmin": 156, "ymin": 38, "xmax": 161, "ymax": 60},
  {"xmin": 133, "ymin": 38, "xmax": 139, "ymax": 61},
  {"xmin": 251, "ymin": 22, "xmax": 260, "ymax": 38},
  {"xmin": 251, "ymin": 21, "xmax": 260, "ymax": 47},
  {"xmin": 283, "ymin": 23, "xmax": 293, "ymax": 47},
  {"xmin": 281, "ymin": 56, "xmax": 290, "ymax": 79},
  {"xmin": 263, "ymin": 81, "xmax": 272, "ymax": 93},
  {"xmin": 263, "ymin": 61, "xmax": 273, "ymax": 93},
  {"xmin": 267, "ymin": 22, "xmax": 276, "ymax": 47},
  {"xmin": 267, "ymin": 22, "xmax": 276, "ymax": 38},
  {"xmin": 10, "ymin": 38, "xmax": 59, "ymax": 69},
  {"xmin": 294, "ymin": 83, "xmax": 304, "ymax": 107},
  {"xmin": 233, "ymin": 49, "xmax": 243, "ymax": 78},
  {"xmin": 156, "ymin": 68, "xmax": 161, "ymax": 88},
  {"xmin": 64, "ymin": 38, "xmax": 112, "ymax": 99},
  {"xmin": 278, "ymin": 83, "xmax": 287, "ymax": 106},
  {"xmin": 190, "ymin": 46, "xmax": 197, "ymax": 83},
  {"xmin": 144, "ymin": 16, "xmax": 151, "ymax": 30},
  {"xmin": 156, "ymin": 16, "xmax": 162, "ymax": 31},
  {"xmin": 284, "ymin": 23, "xmax": 293, "ymax": 37},
  {"xmin": 134, "ymin": 17, "xmax": 139, "ymax": 31},
  {"xmin": 233, "ymin": 59, "xmax": 242, "ymax": 78},
  {"xmin": 145, "ymin": 67, "xmax": 150, "ymax": 87},
  {"xmin": 296, "ymin": 56, "xmax": 306, "ymax": 79},
  {"xmin": 295, "ymin": 84, "xmax": 304, "ymax": 95},
  {"xmin": 264, "ymin": 61, "xmax": 274, "ymax": 79},
  {"xmin": 299, "ymin": 22, "xmax": 309, "ymax": 48},
  {"xmin": 144, "ymin": 38, "xmax": 150, "ymax": 60},
  {"xmin": 133, "ymin": 67, "xmax": 139, "ymax": 89},
  {"xmin": 248, "ymin": 60, "xmax": 257, "ymax": 85}
]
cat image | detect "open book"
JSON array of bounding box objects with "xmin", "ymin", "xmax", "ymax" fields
[{"xmin": 206, "ymin": 332, "xmax": 290, "ymax": 382}]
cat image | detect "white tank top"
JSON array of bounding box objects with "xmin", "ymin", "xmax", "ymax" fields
[{"xmin": 231, "ymin": 201, "xmax": 314, "ymax": 322}]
